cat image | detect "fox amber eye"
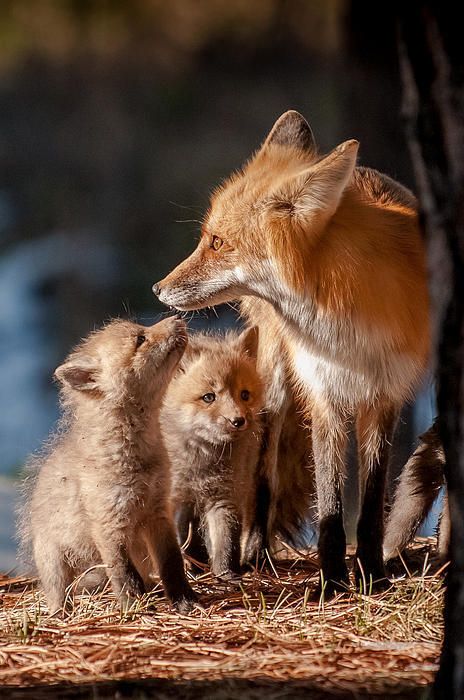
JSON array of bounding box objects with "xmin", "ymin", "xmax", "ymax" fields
[
  {"xmin": 211, "ymin": 235, "xmax": 223, "ymax": 251},
  {"xmin": 136, "ymin": 334, "xmax": 146, "ymax": 348},
  {"xmin": 202, "ymin": 392, "xmax": 215, "ymax": 403},
  {"xmin": 241, "ymin": 390, "xmax": 250, "ymax": 401}
]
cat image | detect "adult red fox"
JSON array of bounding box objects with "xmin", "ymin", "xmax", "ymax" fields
[{"xmin": 154, "ymin": 111, "xmax": 430, "ymax": 593}]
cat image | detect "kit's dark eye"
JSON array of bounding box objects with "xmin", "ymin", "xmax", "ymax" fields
[
  {"xmin": 136, "ymin": 334, "xmax": 146, "ymax": 348},
  {"xmin": 241, "ymin": 389, "xmax": 250, "ymax": 401},
  {"xmin": 211, "ymin": 235, "xmax": 223, "ymax": 251},
  {"xmin": 202, "ymin": 392, "xmax": 215, "ymax": 403}
]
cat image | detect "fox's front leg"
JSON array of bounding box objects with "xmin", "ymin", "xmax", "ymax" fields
[
  {"xmin": 33, "ymin": 535, "xmax": 74, "ymax": 614},
  {"xmin": 92, "ymin": 530, "xmax": 145, "ymax": 607},
  {"xmin": 205, "ymin": 504, "xmax": 242, "ymax": 579},
  {"xmin": 142, "ymin": 515, "xmax": 198, "ymax": 613},
  {"xmin": 177, "ymin": 501, "xmax": 209, "ymax": 569},
  {"xmin": 312, "ymin": 401, "xmax": 350, "ymax": 595},
  {"xmin": 355, "ymin": 403, "xmax": 397, "ymax": 590}
]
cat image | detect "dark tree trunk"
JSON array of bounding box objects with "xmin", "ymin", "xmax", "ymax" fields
[{"xmin": 397, "ymin": 4, "xmax": 464, "ymax": 698}]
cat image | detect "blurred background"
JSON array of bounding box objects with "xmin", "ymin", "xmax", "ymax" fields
[{"xmin": 0, "ymin": 0, "xmax": 436, "ymax": 570}]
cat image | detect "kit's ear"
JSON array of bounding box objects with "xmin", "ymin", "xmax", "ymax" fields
[
  {"xmin": 54, "ymin": 358, "xmax": 99, "ymax": 392},
  {"xmin": 238, "ymin": 326, "xmax": 259, "ymax": 360},
  {"xmin": 262, "ymin": 110, "xmax": 316, "ymax": 153}
]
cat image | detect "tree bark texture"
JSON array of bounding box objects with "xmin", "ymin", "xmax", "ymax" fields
[{"xmin": 397, "ymin": 4, "xmax": 464, "ymax": 698}]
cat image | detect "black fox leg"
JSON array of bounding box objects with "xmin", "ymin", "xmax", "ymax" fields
[
  {"xmin": 355, "ymin": 403, "xmax": 397, "ymax": 590},
  {"xmin": 312, "ymin": 403, "xmax": 349, "ymax": 595}
]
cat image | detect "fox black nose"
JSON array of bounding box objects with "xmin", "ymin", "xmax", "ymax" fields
[
  {"xmin": 231, "ymin": 417, "xmax": 245, "ymax": 428},
  {"xmin": 152, "ymin": 282, "xmax": 161, "ymax": 296}
]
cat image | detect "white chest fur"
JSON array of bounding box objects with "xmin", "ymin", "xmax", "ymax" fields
[
  {"xmin": 245, "ymin": 261, "xmax": 422, "ymax": 408},
  {"xmin": 288, "ymin": 329, "xmax": 421, "ymax": 409},
  {"xmin": 274, "ymin": 279, "xmax": 420, "ymax": 407}
]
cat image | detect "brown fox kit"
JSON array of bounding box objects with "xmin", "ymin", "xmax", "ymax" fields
[
  {"xmin": 19, "ymin": 317, "xmax": 197, "ymax": 614},
  {"xmin": 154, "ymin": 110, "xmax": 430, "ymax": 593},
  {"xmin": 384, "ymin": 421, "xmax": 449, "ymax": 561},
  {"xmin": 161, "ymin": 327, "xmax": 264, "ymax": 578}
]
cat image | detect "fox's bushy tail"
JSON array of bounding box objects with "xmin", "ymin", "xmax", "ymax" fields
[{"xmin": 384, "ymin": 420, "xmax": 448, "ymax": 561}]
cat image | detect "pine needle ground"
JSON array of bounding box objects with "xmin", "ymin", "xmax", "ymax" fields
[{"xmin": 0, "ymin": 539, "xmax": 443, "ymax": 698}]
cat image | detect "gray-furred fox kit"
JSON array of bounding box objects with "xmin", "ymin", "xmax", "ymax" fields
[
  {"xmin": 19, "ymin": 317, "xmax": 197, "ymax": 614},
  {"xmin": 161, "ymin": 327, "xmax": 264, "ymax": 578}
]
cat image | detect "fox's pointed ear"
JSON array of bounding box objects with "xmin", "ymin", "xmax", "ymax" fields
[
  {"xmin": 238, "ymin": 326, "xmax": 259, "ymax": 359},
  {"xmin": 262, "ymin": 110, "xmax": 316, "ymax": 152},
  {"xmin": 270, "ymin": 139, "xmax": 359, "ymax": 226},
  {"xmin": 54, "ymin": 358, "xmax": 99, "ymax": 392}
]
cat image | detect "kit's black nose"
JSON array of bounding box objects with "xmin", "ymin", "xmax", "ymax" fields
[
  {"xmin": 152, "ymin": 282, "xmax": 161, "ymax": 296},
  {"xmin": 231, "ymin": 417, "xmax": 245, "ymax": 428}
]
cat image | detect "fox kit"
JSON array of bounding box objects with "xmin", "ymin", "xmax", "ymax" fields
[
  {"xmin": 384, "ymin": 421, "xmax": 449, "ymax": 561},
  {"xmin": 19, "ymin": 317, "xmax": 197, "ymax": 614},
  {"xmin": 154, "ymin": 110, "xmax": 430, "ymax": 593},
  {"xmin": 161, "ymin": 327, "xmax": 263, "ymax": 578}
]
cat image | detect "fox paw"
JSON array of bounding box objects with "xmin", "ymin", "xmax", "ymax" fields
[
  {"xmin": 354, "ymin": 556, "xmax": 390, "ymax": 594},
  {"xmin": 216, "ymin": 569, "xmax": 242, "ymax": 584},
  {"xmin": 171, "ymin": 584, "xmax": 201, "ymax": 614},
  {"xmin": 311, "ymin": 568, "xmax": 350, "ymax": 602}
]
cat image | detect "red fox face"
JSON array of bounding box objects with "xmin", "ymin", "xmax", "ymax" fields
[
  {"xmin": 154, "ymin": 111, "xmax": 358, "ymax": 309},
  {"xmin": 154, "ymin": 223, "xmax": 248, "ymax": 310}
]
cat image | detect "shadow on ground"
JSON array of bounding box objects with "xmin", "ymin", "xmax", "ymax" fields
[{"xmin": 1, "ymin": 678, "xmax": 430, "ymax": 700}]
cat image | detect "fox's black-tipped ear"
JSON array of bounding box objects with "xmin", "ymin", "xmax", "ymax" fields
[
  {"xmin": 263, "ymin": 110, "xmax": 316, "ymax": 152},
  {"xmin": 238, "ymin": 326, "xmax": 259, "ymax": 360},
  {"xmin": 54, "ymin": 359, "xmax": 99, "ymax": 392}
]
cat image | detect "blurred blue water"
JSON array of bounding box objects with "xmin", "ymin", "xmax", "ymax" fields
[
  {"xmin": 0, "ymin": 230, "xmax": 120, "ymax": 476},
  {"xmin": 414, "ymin": 385, "xmax": 441, "ymax": 538}
]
